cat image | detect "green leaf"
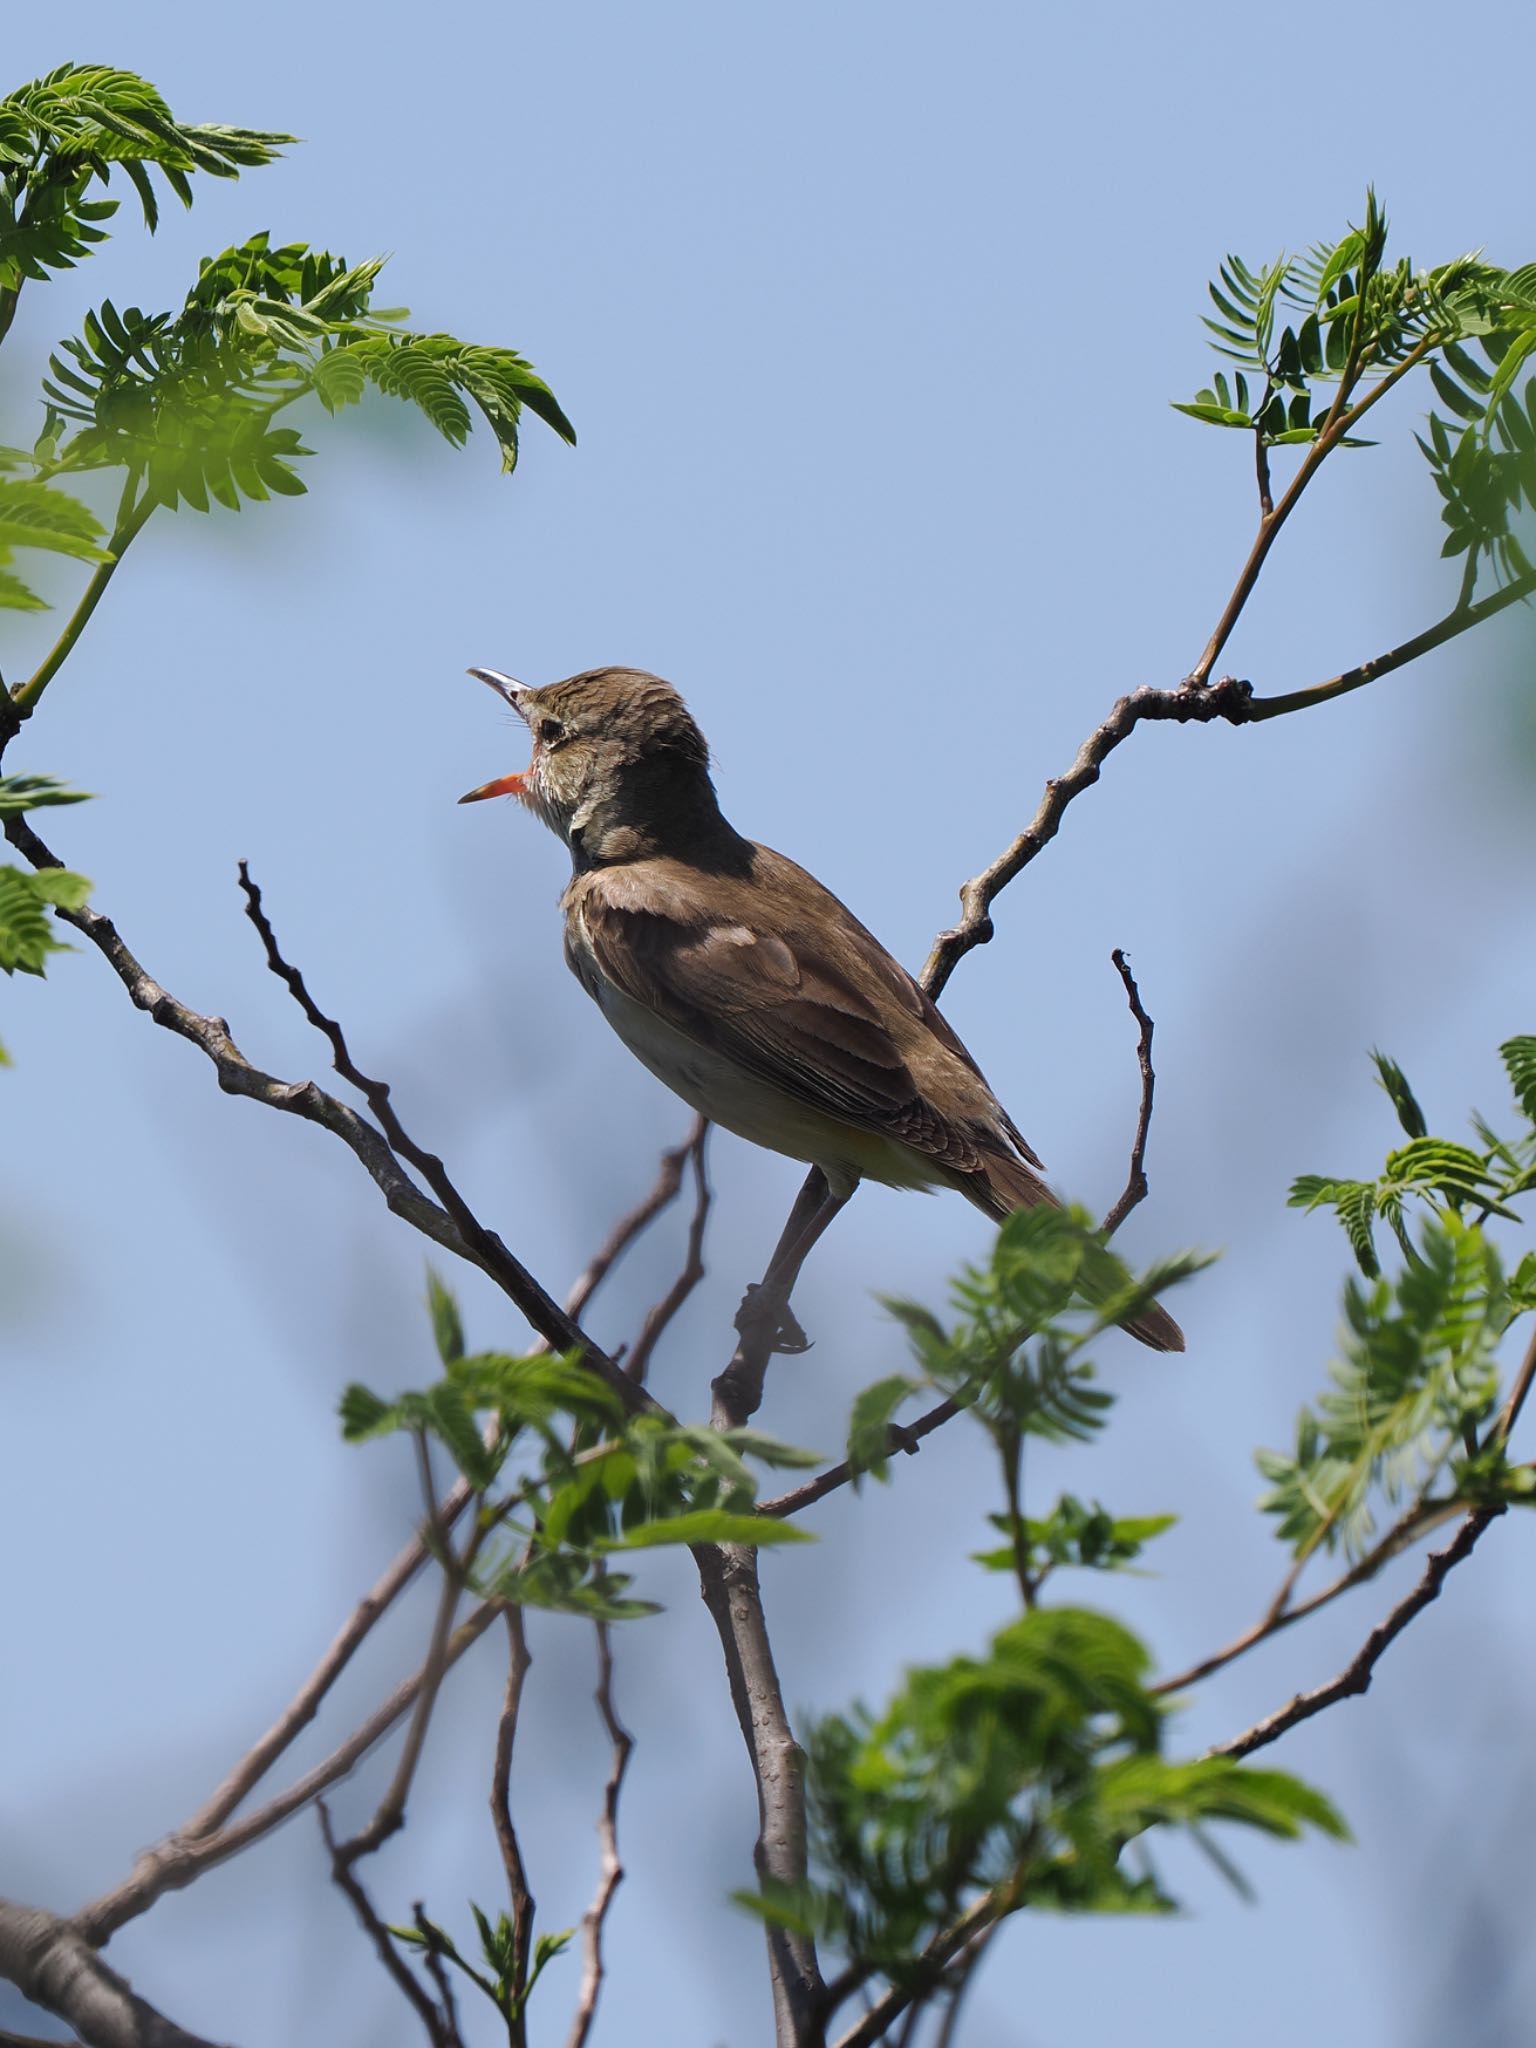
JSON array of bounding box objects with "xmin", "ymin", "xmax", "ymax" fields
[
  {"xmin": 1170, "ymin": 400, "xmax": 1252, "ymax": 428},
  {"xmin": 1501, "ymin": 1037, "xmax": 1536, "ymax": 1127},
  {"xmin": 0, "ymin": 774, "xmax": 93, "ymax": 817},
  {"xmin": 846, "ymin": 1373, "xmax": 919, "ymax": 1485},
  {"xmin": 0, "ymin": 479, "xmax": 111, "ymax": 562},
  {"xmin": 604, "ymin": 1509, "xmax": 813, "ymax": 1549},
  {"xmin": 0, "ymin": 864, "xmax": 90, "ymax": 975},
  {"xmin": 1371, "ymin": 1051, "xmax": 1428, "ymax": 1139},
  {"xmin": 425, "ymin": 1267, "xmax": 464, "ymax": 1364}
]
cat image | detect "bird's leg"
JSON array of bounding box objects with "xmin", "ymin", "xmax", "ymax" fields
[{"xmin": 717, "ymin": 1171, "xmax": 849, "ymax": 1425}]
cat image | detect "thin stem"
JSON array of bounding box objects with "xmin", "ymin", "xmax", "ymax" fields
[
  {"xmin": 1212, "ymin": 1507, "xmax": 1502, "ymax": 1761},
  {"xmin": 625, "ymin": 1119, "xmax": 712, "ymax": 1383},
  {"xmin": 1189, "ymin": 335, "xmax": 1439, "ymax": 687},
  {"xmin": 566, "ymin": 1622, "xmax": 634, "ymax": 2048},
  {"xmin": 1247, "ymin": 570, "xmax": 1536, "ymax": 721},
  {"xmin": 1101, "ymin": 947, "xmax": 1158, "ymax": 1239},
  {"xmin": 758, "ymin": 1396, "xmax": 965, "ymax": 1519},
  {"xmin": 319, "ymin": 1803, "xmax": 449, "ymax": 2046},
  {"xmin": 491, "ymin": 1606, "xmax": 536, "ymax": 2027},
  {"xmin": 12, "ymin": 477, "xmax": 153, "ymax": 714}
]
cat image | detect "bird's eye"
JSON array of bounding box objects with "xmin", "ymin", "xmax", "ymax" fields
[{"xmin": 538, "ymin": 717, "xmax": 566, "ymax": 747}]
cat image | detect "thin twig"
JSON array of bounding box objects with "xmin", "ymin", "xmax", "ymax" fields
[
  {"xmin": 11, "ymin": 477, "xmax": 154, "ymax": 716},
  {"xmin": 758, "ymin": 1396, "xmax": 965, "ymax": 1519},
  {"xmin": 1212, "ymin": 1508, "xmax": 1502, "ymax": 1761},
  {"xmin": 1244, "ymin": 569, "xmax": 1536, "ymax": 721},
  {"xmin": 414, "ymin": 1904, "xmax": 463, "ymax": 2047},
  {"xmin": 76, "ymin": 1600, "xmax": 503, "ymax": 1944},
  {"xmin": 827, "ymin": 1895, "xmax": 1000, "ymax": 2048},
  {"xmin": 332, "ymin": 1435, "xmax": 469, "ymax": 1865},
  {"xmin": 1101, "ymin": 948, "xmax": 1157, "ymax": 1239},
  {"xmin": 237, "ymin": 862, "xmax": 648, "ymax": 1414},
  {"xmin": 1188, "ymin": 334, "xmax": 1439, "ymax": 687},
  {"xmin": 625, "ymin": 1119, "xmax": 712, "ymax": 1383},
  {"xmin": 567, "ymin": 1623, "xmax": 635, "ymax": 2048},
  {"xmin": 1154, "ymin": 1494, "xmax": 1463, "ymax": 1697},
  {"xmin": 491, "ymin": 1607, "xmax": 536, "ymax": 2009},
  {"xmin": 318, "ymin": 1802, "xmax": 446, "ymax": 2046},
  {"xmin": 564, "ymin": 1116, "xmax": 708, "ymax": 1322}
]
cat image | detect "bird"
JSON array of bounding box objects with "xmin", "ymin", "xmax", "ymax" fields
[{"xmin": 458, "ymin": 665, "xmax": 1184, "ymax": 1352}]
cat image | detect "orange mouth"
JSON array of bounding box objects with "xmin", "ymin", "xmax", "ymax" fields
[{"xmin": 457, "ymin": 770, "xmax": 529, "ymax": 804}]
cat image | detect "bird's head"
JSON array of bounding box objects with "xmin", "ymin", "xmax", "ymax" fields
[{"xmin": 459, "ymin": 665, "xmax": 721, "ymax": 865}]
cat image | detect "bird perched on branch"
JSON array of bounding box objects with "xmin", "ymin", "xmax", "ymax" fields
[{"xmin": 459, "ymin": 665, "xmax": 1183, "ymax": 1353}]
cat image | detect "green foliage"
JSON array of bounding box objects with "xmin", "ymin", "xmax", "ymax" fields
[
  {"xmin": 0, "ymin": 861, "xmax": 89, "ymax": 974},
  {"xmin": 340, "ymin": 1276, "xmax": 815, "ymax": 1623},
  {"xmin": 1175, "ymin": 192, "xmax": 1536, "ymax": 596},
  {"xmin": 744, "ymin": 1607, "xmax": 1343, "ymax": 1972},
  {"xmin": 875, "ymin": 1205, "xmax": 1205, "ymax": 1457},
  {"xmin": 973, "ymin": 1496, "xmax": 1176, "ymax": 1579},
  {"xmin": 390, "ymin": 1902, "xmax": 573, "ymax": 2031},
  {"xmin": 1269, "ymin": 1041, "xmax": 1536, "ymax": 1558},
  {"xmin": 25, "ymin": 234, "xmax": 573, "ymax": 518},
  {"xmin": 0, "ymin": 63, "xmax": 291, "ymax": 293},
  {"xmin": 0, "ymin": 468, "xmax": 110, "ymax": 610}
]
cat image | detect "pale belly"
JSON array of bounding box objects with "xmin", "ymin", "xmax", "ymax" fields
[{"xmin": 588, "ymin": 975, "xmax": 941, "ymax": 1200}]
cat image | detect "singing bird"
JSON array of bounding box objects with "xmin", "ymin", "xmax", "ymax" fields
[{"xmin": 459, "ymin": 666, "xmax": 1183, "ymax": 1353}]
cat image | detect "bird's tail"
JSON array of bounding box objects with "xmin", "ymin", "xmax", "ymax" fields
[{"xmin": 965, "ymin": 1148, "xmax": 1186, "ymax": 1354}]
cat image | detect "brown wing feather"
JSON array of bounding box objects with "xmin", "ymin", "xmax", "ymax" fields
[{"xmin": 573, "ymin": 852, "xmax": 1024, "ymax": 1178}]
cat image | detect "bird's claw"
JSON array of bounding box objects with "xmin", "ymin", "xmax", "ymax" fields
[{"xmin": 735, "ymin": 1282, "xmax": 813, "ymax": 1355}]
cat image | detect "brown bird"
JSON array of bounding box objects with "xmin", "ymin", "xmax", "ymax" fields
[{"xmin": 460, "ymin": 665, "xmax": 1183, "ymax": 1352}]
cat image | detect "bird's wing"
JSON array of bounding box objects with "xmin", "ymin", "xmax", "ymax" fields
[{"xmin": 572, "ymin": 853, "xmax": 1038, "ymax": 1177}]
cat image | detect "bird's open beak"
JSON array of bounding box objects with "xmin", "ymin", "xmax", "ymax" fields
[{"xmin": 459, "ymin": 666, "xmax": 533, "ymax": 803}]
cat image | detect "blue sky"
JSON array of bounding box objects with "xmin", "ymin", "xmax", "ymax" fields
[{"xmin": 4, "ymin": 6, "xmax": 1535, "ymax": 2044}]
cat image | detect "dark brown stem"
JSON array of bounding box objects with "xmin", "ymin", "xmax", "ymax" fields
[
  {"xmin": 1101, "ymin": 948, "xmax": 1157, "ymax": 1239},
  {"xmin": 236, "ymin": 862, "xmax": 648, "ymax": 1414},
  {"xmin": 1212, "ymin": 1508, "xmax": 1502, "ymax": 1761},
  {"xmin": 1188, "ymin": 335, "xmax": 1438, "ymax": 687},
  {"xmin": 318, "ymin": 1804, "xmax": 449, "ymax": 2046},
  {"xmin": 491, "ymin": 1607, "xmax": 536, "ymax": 2021},
  {"xmin": 564, "ymin": 1116, "xmax": 708, "ymax": 1322},
  {"xmin": 758, "ymin": 1396, "xmax": 965, "ymax": 1519},
  {"xmin": 567, "ymin": 1623, "xmax": 634, "ymax": 2048},
  {"xmin": 625, "ymin": 1119, "xmax": 712, "ymax": 1383}
]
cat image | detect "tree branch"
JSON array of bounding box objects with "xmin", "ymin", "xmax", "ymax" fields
[
  {"xmin": 76, "ymin": 1600, "xmax": 503, "ymax": 1945},
  {"xmin": 491, "ymin": 1607, "xmax": 536, "ymax": 2018},
  {"xmin": 1211, "ymin": 1507, "xmax": 1502, "ymax": 1762},
  {"xmin": 318, "ymin": 1804, "xmax": 449, "ymax": 2047},
  {"xmin": 624, "ymin": 1118, "xmax": 711, "ymax": 1384},
  {"xmin": 0, "ymin": 1901, "xmax": 229, "ymax": 2048},
  {"xmin": 563, "ymin": 1117, "xmax": 708, "ymax": 1323},
  {"xmin": 1101, "ymin": 947, "xmax": 1158, "ymax": 1239},
  {"xmin": 693, "ymin": 1543, "xmax": 824, "ymax": 2043},
  {"xmin": 566, "ymin": 1622, "xmax": 634, "ymax": 2048}
]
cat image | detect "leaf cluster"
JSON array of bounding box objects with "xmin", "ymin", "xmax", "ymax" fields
[
  {"xmin": 860, "ymin": 1205, "xmax": 1205, "ymax": 1482},
  {"xmin": 391, "ymin": 1902, "xmax": 571, "ymax": 2033},
  {"xmin": 340, "ymin": 1272, "xmax": 815, "ymax": 1622},
  {"xmin": 0, "ymin": 63, "xmax": 291, "ymax": 297},
  {"xmin": 1264, "ymin": 1044, "xmax": 1536, "ymax": 1556},
  {"xmin": 745, "ymin": 1607, "xmax": 1343, "ymax": 1974},
  {"xmin": 972, "ymin": 1495, "xmax": 1176, "ymax": 1582},
  {"xmin": 1174, "ymin": 192, "xmax": 1536, "ymax": 592}
]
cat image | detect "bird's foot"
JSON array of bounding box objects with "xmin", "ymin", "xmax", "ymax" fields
[{"xmin": 734, "ymin": 1282, "xmax": 812, "ymax": 1356}]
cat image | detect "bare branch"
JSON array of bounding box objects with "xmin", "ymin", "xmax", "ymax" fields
[
  {"xmin": 318, "ymin": 1804, "xmax": 447, "ymax": 2046},
  {"xmin": 0, "ymin": 1901, "xmax": 227, "ymax": 2048},
  {"xmin": 491, "ymin": 1608, "xmax": 536, "ymax": 2005},
  {"xmin": 1101, "ymin": 948, "xmax": 1158, "ymax": 1239},
  {"xmin": 694, "ymin": 1544, "xmax": 825, "ymax": 2042},
  {"xmin": 1245, "ymin": 570, "xmax": 1536, "ymax": 722},
  {"xmin": 758, "ymin": 1396, "xmax": 965, "ymax": 1519},
  {"xmin": 1212, "ymin": 1507, "xmax": 1502, "ymax": 1761},
  {"xmin": 566, "ymin": 1623, "xmax": 635, "ymax": 2048},
  {"xmin": 625, "ymin": 1119, "xmax": 712, "ymax": 1384},
  {"xmin": 236, "ymin": 862, "xmax": 647, "ymax": 1413},
  {"xmin": 413, "ymin": 1906, "xmax": 463, "ymax": 2048},
  {"xmin": 918, "ymin": 676, "xmax": 1257, "ymax": 1000},
  {"xmin": 564, "ymin": 1115, "xmax": 708, "ymax": 1322},
  {"xmin": 76, "ymin": 1601, "xmax": 502, "ymax": 1944}
]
